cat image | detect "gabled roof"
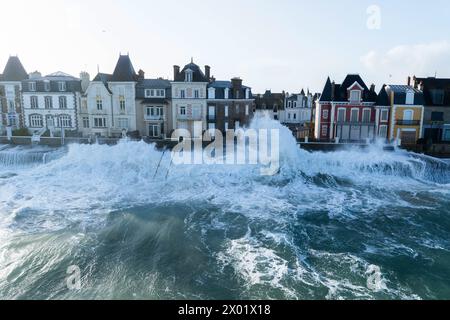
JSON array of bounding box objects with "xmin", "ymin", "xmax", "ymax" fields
[
  {"xmin": 2, "ymin": 56, "xmax": 28, "ymax": 81},
  {"xmin": 319, "ymin": 74, "xmax": 377, "ymax": 103},
  {"xmin": 174, "ymin": 61, "xmax": 208, "ymax": 82},
  {"xmin": 110, "ymin": 55, "xmax": 137, "ymax": 82}
]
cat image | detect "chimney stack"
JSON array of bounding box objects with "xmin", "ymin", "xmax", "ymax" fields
[
  {"xmin": 80, "ymin": 71, "xmax": 90, "ymax": 93},
  {"xmin": 331, "ymin": 81, "xmax": 336, "ymax": 100},
  {"xmin": 370, "ymin": 83, "xmax": 376, "ymax": 92},
  {"xmin": 205, "ymin": 65, "xmax": 211, "ymax": 81},
  {"xmin": 173, "ymin": 65, "xmax": 180, "ymax": 80},
  {"xmin": 138, "ymin": 69, "xmax": 145, "ymax": 81},
  {"xmin": 407, "ymin": 76, "xmax": 411, "ymax": 86}
]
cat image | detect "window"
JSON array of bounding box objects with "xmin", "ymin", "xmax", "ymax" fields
[
  {"xmin": 149, "ymin": 124, "xmax": 160, "ymax": 137},
  {"xmin": 225, "ymin": 122, "xmax": 229, "ymax": 131},
  {"xmin": 30, "ymin": 114, "xmax": 43, "ymax": 127},
  {"xmin": 235, "ymin": 121, "xmax": 240, "ymax": 129},
  {"xmin": 288, "ymin": 113, "xmax": 291, "ymax": 120},
  {"xmin": 430, "ymin": 89, "xmax": 445, "ymax": 105},
  {"xmin": 379, "ymin": 125, "xmax": 388, "ymax": 138},
  {"xmin": 45, "ymin": 96, "xmax": 53, "ymax": 109},
  {"xmin": 44, "ymin": 81, "xmax": 50, "ymax": 92},
  {"xmin": 119, "ymin": 97, "xmax": 126, "ymax": 113},
  {"xmin": 350, "ymin": 90, "xmax": 361, "ymax": 102},
  {"xmin": 30, "ymin": 96, "xmax": 39, "ymax": 109},
  {"xmin": 96, "ymin": 98, "xmax": 103, "ymax": 110},
  {"xmin": 185, "ymin": 71, "xmax": 193, "ymax": 82},
  {"xmin": 293, "ymin": 113, "xmax": 297, "ymax": 120},
  {"xmin": 7, "ymin": 114, "xmax": 17, "ymax": 126},
  {"xmin": 208, "ymin": 123, "xmax": 216, "ymax": 131},
  {"xmin": 431, "ymin": 112, "xmax": 444, "ymax": 122},
  {"xmin": 82, "ymin": 117, "xmax": 89, "ymax": 128},
  {"xmin": 29, "ymin": 82, "xmax": 36, "ymax": 91},
  {"xmin": 337, "ymin": 108, "xmax": 346, "ymax": 122},
  {"xmin": 225, "ymin": 106, "xmax": 229, "ymax": 117},
  {"xmin": 403, "ymin": 110, "xmax": 414, "ymax": 121},
  {"xmin": 381, "ymin": 109, "xmax": 389, "ymax": 122},
  {"xmin": 322, "ymin": 125, "xmax": 328, "ymax": 137},
  {"xmin": 362, "ymin": 109, "xmax": 371, "ymax": 123},
  {"xmin": 180, "ymin": 90, "xmax": 185, "ymax": 99},
  {"xmin": 288, "ymin": 101, "xmax": 292, "ymax": 108},
  {"xmin": 236, "ymin": 104, "xmax": 240, "ymax": 114},
  {"xmin": 58, "ymin": 82, "xmax": 66, "ymax": 92},
  {"xmin": 208, "ymin": 106, "xmax": 216, "ymax": 119},
  {"xmin": 245, "ymin": 88, "xmax": 250, "ymax": 99},
  {"xmin": 225, "ymin": 88, "xmax": 229, "ymax": 100},
  {"xmin": 194, "ymin": 90, "xmax": 199, "ymax": 99},
  {"xmin": 323, "ymin": 109, "xmax": 329, "ymax": 120},
  {"xmin": 94, "ymin": 117, "xmax": 107, "ymax": 128},
  {"xmin": 59, "ymin": 96, "xmax": 67, "ymax": 109},
  {"xmin": 58, "ymin": 115, "xmax": 71, "ymax": 128},
  {"xmin": 245, "ymin": 105, "xmax": 249, "ymax": 116},
  {"xmin": 208, "ymin": 87, "xmax": 216, "ymax": 99},
  {"xmin": 351, "ymin": 109, "xmax": 359, "ymax": 122},
  {"xmin": 180, "ymin": 106, "xmax": 186, "ymax": 115},
  {"xmin": 117, "ymin": 118, "xmax": 129, "ymax": 129},
  {"xmin": 7, "ymin": 100, "xmax": 15, "ymax": 112},
  {"xmin": 406, "ymin": 91, "xmax": 414, "ymax": 105},
  {"xmin": 146, "ymin": 106, "xmax": 164, "ymax": 118}
]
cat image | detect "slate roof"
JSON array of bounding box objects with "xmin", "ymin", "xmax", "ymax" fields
[
  {"xmin": 174, "ymin": 62, "xmax": 209, "ymax": 82},
  {"xmin": 1, "ymin": 56, "xmax": 28, "ymax": 81},
  {"xmin": 136, "ymin": 79, "xmax": 171, "ymax": 99},
  {"xmin": 319, "ymin": 74, "xmax": 377, "ymax": 103},
  {"xmin": 414, "ymin": 77, "xmax": 450, "ymax": 106},
  {"xmin": 21, "ymin": 72, "xmax": 81, "ymax": 93},
  {"xmin": 110, "ymin": 55, "xmax": 138, "ymax": 82},
  {"xmin": 386, "ymin": 85, "xmax": 424, "ymax": 105},
  {"xmin": 207, "ymin": 80, "xmax": 252, "ymax": 99}
]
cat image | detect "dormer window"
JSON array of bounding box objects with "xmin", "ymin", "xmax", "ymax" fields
[
  {"xmin": 185, "ymin": 70, "xmax": 193, "ymax": 82},
  {"xmin": 44, "ymin": 81, "xmax": 50, "ymax": 92},
  {"xmin": 58, "ymin": 81, "xmax": 67, "ymax": 92},
  {"xmin": 208, "ymin": 87, "xmax": 216, "ymax": 99},
  {"xmin": 224, "ymin": 88, "xmax": 230, "ymax": 100},
  {"xmin": 145, "ymin": 89, "xmax": 165, "ymax": 98},
  {"xmin": 350, "ymin": 90, "xmax": 361, "ymax": 102},
  {"xmin": 406, "ymin": 90, "xmax": 414, "ymax": 105},
  {"xmin": 29, "ymin": 82, "xmax": 36, "ymax": 91}
]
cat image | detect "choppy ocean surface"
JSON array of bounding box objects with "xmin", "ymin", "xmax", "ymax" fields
[{"xmin": 1, "ymin": 119, "xmax": 450, "ymax": 300}]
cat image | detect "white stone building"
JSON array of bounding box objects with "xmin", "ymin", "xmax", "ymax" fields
[{"xmin": 22, "ymin": 72, "xmax": 81, "ymax": 134}]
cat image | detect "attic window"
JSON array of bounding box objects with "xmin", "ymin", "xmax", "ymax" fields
[
  {"xmin": 29, "ymin": 82, "xmax": 36, "ymax": 91},
  {"xmin": 350, "ymin": 90, "xmax": 361, "ymax": 102},
  {"xmin": 406, "ymin": 90, "xmax": 414, "ymax": 105},
  {"xmin": 185, "ymin": 70, "xmax": 193, "ymax": 82}
]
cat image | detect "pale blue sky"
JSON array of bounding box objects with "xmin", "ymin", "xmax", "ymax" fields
[{"xmin": 1, "ymin": 0, "xmax": 449, "ymax": 93}]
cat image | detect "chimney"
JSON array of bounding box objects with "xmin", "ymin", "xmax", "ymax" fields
[
  {"xmin": 205, "ymin": 65, "xmax": 211, "ymax": 81},
  {"xmin": 138, "ymin": 69, "xmax": 145, "ymax": 81},
  {"xmin": 370, "ymin": 83, "xmax": 376, "ymax": 92},
  {"xmin": 173, "ymin": 65, "xmax": 180, "ymax": 80},
  {"xmin": 407, "ymin": 76, "xmax": 411, "ymax": 86},
  {"xmin": 80, "ymin": 71, "xmax": 90, "ymax": 93}
]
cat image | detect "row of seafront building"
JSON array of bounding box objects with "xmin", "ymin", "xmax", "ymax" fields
[
  {"xmin": 255, "ymin": 75, "xmax": 450, "ymax": 145},
  {"xmin": 0, "ymin": 55, "xmax": 255, "ymax": 140},
  {"xmin": 1, "ymin": 55, "xmax": 450, "ymax": 146}
]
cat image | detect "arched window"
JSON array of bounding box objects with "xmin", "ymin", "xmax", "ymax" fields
[{"xmin": 30, "ymin": 114, "xmax": 43, "ymax": 128}]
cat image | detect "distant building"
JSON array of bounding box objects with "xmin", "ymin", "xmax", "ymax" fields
[
  {"xmin": 0, "ymin": 56, "xmax": 28, "ymax": 131},
  {"xmin": 82, "ymin": 54, "xmax": 139, "ymax": 138},
  {"xmin": 315, "ymin": 75, "xmax": 377, "ymax": 142},
  {"xmin": 281, "ymin": 89, "xmax": 313, "ymax": 138},
  {"xmin": 377, "ymin": 84, "xmax": 424, "ymax": 144},
  {"xmin": 254, "ymin": 90, "xmax": 286, "ymax": 120},
  {"xmin": 135, "ymin": 72, "xmax": 172, "ymax": 139},
  {"xmin": 412, "ymin": 76, "xmax": 450, "ymax": 142},
  {"xmin": 374, "ymin": 85, "xmax": 391, "ymax": 140},
  {"xmin": 171, "ymin": 60, "xmax": 210, "ymax": 138},
  {"xmin": 22, "ymin": 72, "xmax": 82, "ymax": 134},
  {"xmin": 206, "ymin": 77, "xmax": 254, "ymax": 133}
]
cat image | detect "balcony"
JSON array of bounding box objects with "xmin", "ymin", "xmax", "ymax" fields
[
  {"xmin": 144, "ymin": 115, "xmax": 164, "ymax": 121},
  {"xmin": 178, "ymin": 114, "xmax": 203, "ymax": 121},
  {"xmin": 396, "ymin": 120, "xmax": 420, "ymax": 126}
]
